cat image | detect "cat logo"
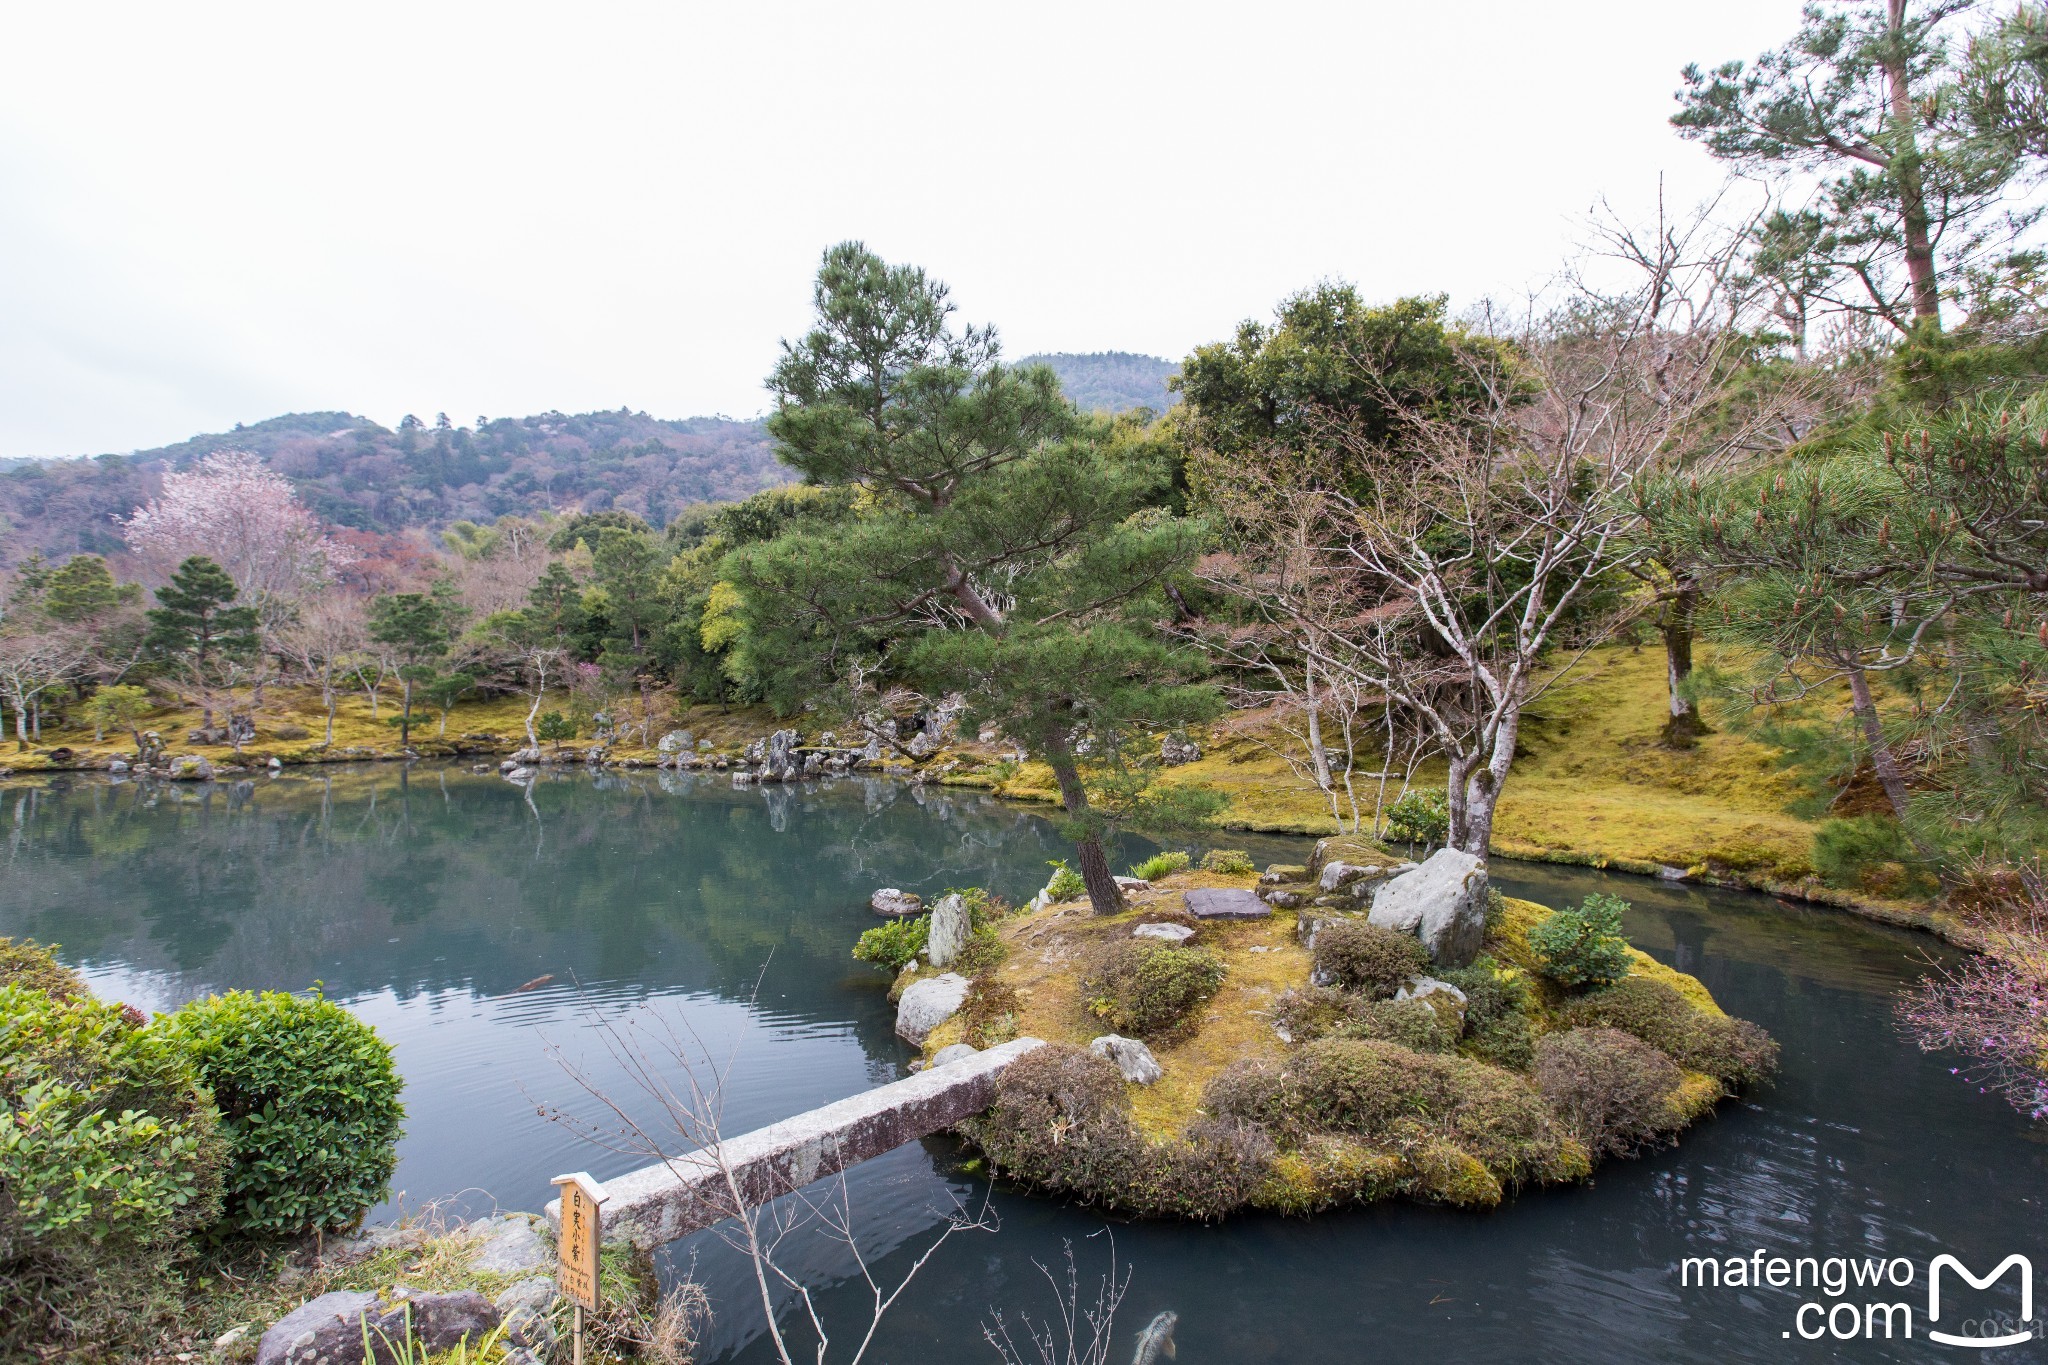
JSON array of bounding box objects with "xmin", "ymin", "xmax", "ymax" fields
[{"xmin": 1928, "ymin": 1254, "xmax": 2033, "ymax": 1348}]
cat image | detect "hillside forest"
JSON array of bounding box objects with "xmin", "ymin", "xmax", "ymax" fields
[{"xmin": 3, "ymin": 0, "xmax": 2048, "ymax": 1131}]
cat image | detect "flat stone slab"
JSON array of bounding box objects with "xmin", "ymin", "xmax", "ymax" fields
[
  {"xmin": 546, "ymin": 1037, "xmax": 1045, "ymax": 1248},
  {"xmin": 1182, "ymin": 888, "xmax": 1271, "ymax": 920}
]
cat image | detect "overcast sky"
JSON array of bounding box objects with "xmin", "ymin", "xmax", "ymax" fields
[{"xmin": 0, "ymin": 1, "xmax": 1798, "ymax": 459}]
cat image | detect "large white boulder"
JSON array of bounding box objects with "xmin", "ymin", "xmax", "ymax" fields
[
  {"xmin": 925, "ymin": 892, "xmax": 972, "ymax": 968},
  {"xmin": 871, "ymin": 887, "xmax": 923, "ymax": 917},
  {"xmin": 1368, "ymin": 847, "xmax": 1489, "ymax": 967},
  {"xmin": 895, "ymin": 973, "xmax": 971, "ymax": 1045}
]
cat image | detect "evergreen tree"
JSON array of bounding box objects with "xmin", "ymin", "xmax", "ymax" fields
[
  {"xmin": 145, "ymin": 557, "xmax": 259, "ymax": 668},
  {"xmin": 368, "ymin": 591, "xmax": 455, "ymax": 747},
  {"xmin": 727, "ymin": 243, "xmax": 1219, "ymax": 913},
  {"xmin": 43, "ymin": 555, "xmax": 131, "ymax": 624}
]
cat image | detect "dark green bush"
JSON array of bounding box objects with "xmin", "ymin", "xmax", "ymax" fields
[
  {"xmin": 1560, "ymin": 976, "xmax": 1779, "ymax": 1089},
  {"xmin": 1312, "ymin": 920, "xmax": 1429, "ymax": 998},
  {"xmin": 1202, "ymin": 1059, "xmax": 1310, "ymax": 1144},
  {"xmin": 1272, "ymin": 986, "xmax": 1361, "ymax": 1044},
  {"xmin": 958, "ymin": 978, "xmax": 1022, "ymax": 1048},
  {"xmin": 1384, "ymin": 789, "xmax": 1448, "ymax": 846},
  {"xmin": 1082, "ymin": 940, "xmax": 1225, "ymax": 1037},
  {"xmin": 0, "ymin": 985, "xmax": 225, "ymax": 1356},
  {"xmin": 1200, "ymin": 849, "xmax": 1256, "ymax": 875},
  {"xmin": 1529, "ymin": 893, "xmax": 1634, "ymax": 991},
  {"xmin": 1439, "ymin": 958, "xmax": 1536, "ymax": 1071},
  {"xmin": 163, "ymin": 990, "xmax": 404, "ymax": 1239},
  {"xmin": 852, "ymin": 916, "xmax": 928, "ymax": 972},
  {"xmin": 0, "ymin": 937, "xmax": 83, "ymax": 1000},
  {"xmin": 1534, "ymin": 1027, "xmax": 1686, "ymax": 1159}
]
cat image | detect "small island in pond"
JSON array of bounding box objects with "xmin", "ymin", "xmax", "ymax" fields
[{"xmin": 882, "ymin": 835, "xmax": 1776, "ymax": 1218}]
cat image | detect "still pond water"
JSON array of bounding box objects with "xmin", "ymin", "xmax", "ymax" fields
[{"xmin": 3, "ymin": 764, "xmax": 2045, "ymax": 1363}]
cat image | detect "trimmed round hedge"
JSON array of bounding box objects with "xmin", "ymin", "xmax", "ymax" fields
[
  {"xmin": 1082, "ymin": 940, "xmax": 1225, "ymax": 1037},
  {"xmin": 162, "ymin": 989, "xmax": 404, "ymax": 1238}
]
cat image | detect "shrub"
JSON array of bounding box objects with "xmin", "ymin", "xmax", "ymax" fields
[
  {"xmin": 1204, "ymin": 1059, "xmax": 1311, "ymax": 1144},
  {"xmin": 1561, "ymin": 977, "xmax": 1779, "ymax": 1089},
  {"xmin": 1529, "ymin": 892, "xmax": 1634, "ymax": 991},
  {"xmin": 1200, "ymin": 849, "xmax": 1256, "ymax": 875},
  {"xmin": 163, "ymin": 990, "xmax": 405, "ymax": 1239},
  {"xmin": 1128, "ymin": 850, "xmax": 1191, "ymax": 882},
  {"xmin": 269, "ymin": 722, "xmax": 312, "ymax": 741},
  {"xmin": 963, "ymin": 1044, "xmax": 1142, "ymax": 1197},
  {"xmin": 1439, "ymin": 958, "xmax": 1536, "ymax": 1071},
  {"xmin": 1271, "ymin": 986, "xmax": 1360, "ymax": 1044},
  {"xmin": 1133, "ymin": 1118, "xmax": 1276, "ymax": 1220},
  {"xmin": 0, "ymin": 985, "xmax": 225, "ymax": 1356},
  {"xmin": 0, "ymin": 936, "xmax": 83, "ymax": 1000},
  {"xmin": 1342, "ymin": 998, "xmax": 1457, "ymax": 1053},
  {"xmin": 853, "ymin": 916, "xmax": 928, "ymax": 972},
  {"xmin": 1082, "ymin": 940, "xmax": 1225, "ymax": 1037},
  {"xmin": 1534, "ymin": 1027, "xmax": 1685, "ymax": 1159},
  {"xmin": 1043, "ymin": 860, "xmax": 1085, "ymax": 901},
  {"xmin": 954, "ymin": 925, "xmax": 1010, "ymax": 976},
  {"xmin": 1384, "ymin": 789, "xmax": 1448, "ymax": 847},
  {"xmin": 1312, "ymin": 920, "xmax": 1429, "ymax": 998}
]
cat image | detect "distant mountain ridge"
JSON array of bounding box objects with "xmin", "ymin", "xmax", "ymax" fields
[
  {"xmin": 0, "ymin": 355, "xmax": 1183, "ymax": 565},
  {"xmin": 0, "ymin": 409, "xmax": 784, "ymax": 563},
  {"xmin": 1015, "ymin": 352, "xmax": 1180, "ymax": 414}
]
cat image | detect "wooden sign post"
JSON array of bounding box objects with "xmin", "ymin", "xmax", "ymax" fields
[{"xmin": 552, "ymin": 1172, "xmax": 609, "ymax": 1365}]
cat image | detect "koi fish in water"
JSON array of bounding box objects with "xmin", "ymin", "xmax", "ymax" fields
[{"xmin": 1133, "ymin": 1310, "xmax": 1178, "ymax": 1364}]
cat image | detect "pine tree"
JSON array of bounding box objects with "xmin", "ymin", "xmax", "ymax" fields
[
  {"xmin": 145, "ymin": 557, "xmax": 259, "ymax": 667},
  {"xmin": 368, "ymin": 592, "xmax": 456, "ymax": 747},
  {"xmin": 727, "ymin": 243, "xmax": 1219, "ymax": 913}
]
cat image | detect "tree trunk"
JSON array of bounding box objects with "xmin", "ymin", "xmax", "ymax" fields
[
  {"xmin": 321, "ymin": 662, "xmax": 336, "ymax": 746},
  {"xmin": 1843, "ymin": 662, "xmax": 1939, "ymax": 865},
  {"xmin": 1660, "ymin": 588, "xmax": 1710, "ymax": 747},
  {"xmin": 1042, "ymin": 723, "xmax": 1123, "ymax": 914},
  {"xmin": 1884, "ymin": 0, "xmax": 1943, "ymax": 328},
  {"xmin": 398, "ymin": 678, "xmax": 414, "ymax": 747}
]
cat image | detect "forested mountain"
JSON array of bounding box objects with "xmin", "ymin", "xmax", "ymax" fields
[
  {"xmin": 0, "ymin": 409, "xmax": 784, "ymax": 564},
  {"xmin": 1015, "ymin": 351, "xmax": 1180, "ymax": 414}
]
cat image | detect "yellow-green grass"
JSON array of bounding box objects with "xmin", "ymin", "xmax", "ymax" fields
[{"xmin": 0, "ymin": 686, "xmax": 776, "ymax": 769}]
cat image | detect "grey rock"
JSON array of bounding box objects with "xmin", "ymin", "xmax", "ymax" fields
[
  {"xmin": 256, "ymin": 1289, "xmax": 379, "ymax": 1365},
  {"xmin": 1368, "ymin": 847, "xmax": 1490, "ymax": 967},
  {"xmin": 1113, "ymin": 875, "xmax": 1151, "ymax": 893},
  {"xmin": 505, "ymin": 767, "xmax": 535, "ymax": 782},
  {"xmin": 1318, "ymin": 860, "xmax": 1396, "ymax": 893},
  {"xmin": 214, "ymin": 1324, "xmax": 250, "ymax": 1350},
  {"xmin": 468, "ymin": 1213, "xmax": 551, "ymax": 1275},
  {"xmin": 1183, "ymin": 888, "xmax": 1272, "ymax": 920},
  {"xmin": 1133, "ymin": 921, "xmax": 1195, "ymax": 943},
  {"xmin": 906, "ymin": 730, "xmax": 938, "ymax": 758},
  {"xmin": 1396, "ymin": 975, "xmax": 1470, "ymax": 1008},
  {"xmin": 107, "ymin": 759, "xmax": 129, "ymax": 773},
  {"xmin": 167, "ymin": 755, "xmax": 214, "ymax": 781},
  {"xmin": 895, "ymin": 972, "xmax": 970, "ymax": 1045},
  {"xmin": 1260, "ymin": 864, "xmax": 1310, "ymax": 886},
  {"xmin": 1261, "ymin": 888, "xmax": 1308, "ymax": 909},
  {"xmin": 1088, "ymin": 1034, "xmax": 1163, "ymax": 1084},
  {"xmin": 1160, "ymin": 733, "xmax": 1202, "ymax": 766},
  {"xmin": 931, "ymin": 1042, "xmax": 981, "ymax": 1067},
  {"xmin": 510, "ymin": 747, "xmax": 540, "ymax": 763},
  {"xmin": 925, "ymin": 892, "xmax": 971, "ymax": 968},
  {"xmin": 493, "ymin": 1277, "xmax": 558, "ymax": 1352},
  {"xmin": 1295, "ymin": 909, "xmax": 1357, "ymax": 949},
  {"xmin": 870, "ymin": 887, "xmax": 923, "ymax": 917},
  {"xmin": 656, "ymin": 730, "xmax": 693, "ymax": 756}
]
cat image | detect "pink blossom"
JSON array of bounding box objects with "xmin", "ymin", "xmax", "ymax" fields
[{"xmin": 122, "ymin": 451, "xmax": 358, "ymax": 609}]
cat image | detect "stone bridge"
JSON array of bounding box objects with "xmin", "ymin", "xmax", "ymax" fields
[{"xmin": 545, "ymin": 1037, "xmax": 1043, "ymax": 1248}]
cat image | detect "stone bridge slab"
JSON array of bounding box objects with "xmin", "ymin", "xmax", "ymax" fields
[{"xmin": 545, "ymin": 1037, "xmax": 1044, "ymax": 1248}]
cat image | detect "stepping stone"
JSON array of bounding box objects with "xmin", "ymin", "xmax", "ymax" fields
[{"xmin": 1182, "ymin": 888, "xmax": 1271, "ymax": 920}]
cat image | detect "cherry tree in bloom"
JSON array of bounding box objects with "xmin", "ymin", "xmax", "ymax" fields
[{"xmin": 122, "ymin": 451, "xmax": 358, "ymax": 613}]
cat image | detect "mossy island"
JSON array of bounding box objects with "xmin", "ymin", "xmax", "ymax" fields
[{"xmin": 882, "ymin": 835, "xmax": 1777, "ymax": 1219}]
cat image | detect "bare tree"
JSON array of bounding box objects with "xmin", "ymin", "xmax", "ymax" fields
[
  {"xmin": 1192, "ymin": 204, "xmax": 1799, "ymax": 857},
  {"xmin": 540, "ymin": 998, "xmax": 995, "ymax": 1365},
  {"xmin": 277, "ymin": 595, "xmax": 367, "ymax": 746},
  {"xmin": 981, "ymin": 1234, "xmax": 1130, "ymax": 1365},
  {"xmin": 0, "ymin": 622, "xmax": 91, "ymax": 751}
]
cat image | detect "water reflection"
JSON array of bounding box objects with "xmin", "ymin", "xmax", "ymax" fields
[{"xmin": 5, "ymin": 768, "xmax": 2047, "ymax": 1362}]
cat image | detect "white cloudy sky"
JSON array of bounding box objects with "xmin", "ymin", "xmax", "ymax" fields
[{"xmin": 0, "ymin": 1, "xmax": 1797, "ymax": 459}]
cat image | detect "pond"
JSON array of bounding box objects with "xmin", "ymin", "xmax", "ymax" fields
[{"xmin": 4, "ymin": 764, "xmax": 2045, "ymax": 1363}]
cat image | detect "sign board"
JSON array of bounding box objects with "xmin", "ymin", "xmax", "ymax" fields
[{"xmin": 552, "ymin": 1172, "xmax": 608, "ymax": 1311}]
